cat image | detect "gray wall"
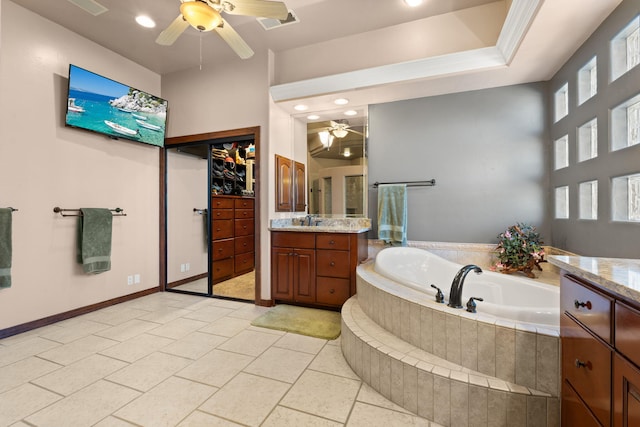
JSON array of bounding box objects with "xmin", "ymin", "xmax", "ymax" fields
[
  {"xmin": 549, "ymin": 0, "xmax": 640, "ymax": 258},
  {"xmin": 368, "ymin": 83, "xmax": 549, "ymax": 244}
]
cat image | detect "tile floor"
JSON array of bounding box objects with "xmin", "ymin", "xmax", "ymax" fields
[{"xmin": 0, "ymin": 291, "xmax": 437, "ymax": 426}]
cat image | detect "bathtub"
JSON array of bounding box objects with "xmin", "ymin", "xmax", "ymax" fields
[{"xmin": 372, "ymin": 247, "xmax": 560, "ymax": 327}]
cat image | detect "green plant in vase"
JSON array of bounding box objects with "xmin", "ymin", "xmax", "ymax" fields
[{"xmin": 491, "ymin": 223, "xmax": 545, "ymax": 278}]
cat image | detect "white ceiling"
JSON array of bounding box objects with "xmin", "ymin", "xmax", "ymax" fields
[{"xmin": 7, "ymin": 0, "xmax": 624, "ymax": 119}]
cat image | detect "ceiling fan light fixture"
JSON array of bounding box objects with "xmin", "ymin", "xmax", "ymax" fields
[
  {"xmin": 180, "ymin": 1, "xmax": 222, "ymax": 32},
  {"xmin": 332, "ymin": 129, "xmax": 348, "ymax": 138},
  {"xmin": 319, "ymin": 130, "xmax": 334, "ymax": 148}
]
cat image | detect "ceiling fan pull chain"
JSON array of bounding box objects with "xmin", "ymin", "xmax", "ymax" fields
[{"xmin": 199, "ymin": 32, "xmax": 203, "ymax": 71}]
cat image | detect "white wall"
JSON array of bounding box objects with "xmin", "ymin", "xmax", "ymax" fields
[{"xmin": 0, "ymin": 2, "xmax": 161, "ymax": 330}]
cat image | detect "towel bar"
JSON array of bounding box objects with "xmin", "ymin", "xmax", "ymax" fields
[
  {"xmin": 372, "ymin": 179, "xmax": 436, "ymax": 188},
  {"xmin": 193, "ymin": 208, "xmax": 208, "ymax": 215},
  {"xmin": 53, "ymin": 207, "xmax": 126, "ymax": 217},
  {"xmin": 6, "ymin": 207, "xmax": 18, "ymax": 212}
]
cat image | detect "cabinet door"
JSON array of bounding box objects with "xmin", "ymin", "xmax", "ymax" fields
[
  {"xmin": 614, "ymin": 353, "xmax": 640, "ymax": 427},
  {"xmin": 271, "ymin": 247, "xmax": 293, "ymax": 300},
  {"xmin": 294, "ymin": 161, "xmax": 306, "ymax": 212},
  {"xmin": 275, "ymin": 154, "xmax": 292, "ymax": 212},
  {"xmin": 293, "ymin": 248, "xmax": 316, "ymax": 304},
  {"xmin": 562, "ymin": 380, "xmax": 603, "ymax": 427}
]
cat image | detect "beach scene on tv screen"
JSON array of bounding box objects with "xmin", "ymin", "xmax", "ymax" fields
[{"xmin": 66, "ymin": 65, "xmax": 167, "ymax": 147}]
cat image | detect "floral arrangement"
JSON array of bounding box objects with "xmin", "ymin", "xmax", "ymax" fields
[{"xmin": 490, "ymin": 223, "xmax": 545, "ymax": 278}]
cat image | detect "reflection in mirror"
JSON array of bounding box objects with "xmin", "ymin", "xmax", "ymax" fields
[
  {"xmin": 307, "ymin": 114, "xmax": 368, "ymax": 217},
  {"xmin": 166, "ymin": 145, "xmax": 209, "ymax": 295}
]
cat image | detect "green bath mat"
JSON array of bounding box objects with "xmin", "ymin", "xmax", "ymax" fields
[{"xmin": 251, "ymin": 305, "xmax": 341, "ymax": 340}]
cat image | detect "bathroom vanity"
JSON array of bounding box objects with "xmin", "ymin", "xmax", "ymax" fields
[
  {"xmin": 269, "ymin": 218, "xmax": 370, "ymax": 308},
  {"xmin": 549, "ymin": 256, "xmax": 640, "ymax": 427}
]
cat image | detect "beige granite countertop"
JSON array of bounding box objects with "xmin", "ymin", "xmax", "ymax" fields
[
  {"xmin": 548, "ymin": 255, "xmax": 640, "ymax": 302},
  {"xmin": 269, "ymin": 217, "xmax": 371, "ymax": 234}
]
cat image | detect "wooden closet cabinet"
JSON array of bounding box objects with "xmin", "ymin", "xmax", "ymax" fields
[
  {"xmin": 270, "ymin": 230, "xmax": 366, "ymax": 308},
  {"xmin": 560, "ymin": 274, "xmax": 640, "ymax": 427}
]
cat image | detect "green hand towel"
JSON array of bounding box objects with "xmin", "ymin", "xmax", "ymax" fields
[
  {"xmin": 377, "ymin": 184, "xmax": 408, "ymax": 246},
  {"xmin": 77, "ymin": 208, "xmax": 113, "ymax": 274},
  {"xmin": 0, "ymin": 208, "xmax": 12, "ymax": 288}
]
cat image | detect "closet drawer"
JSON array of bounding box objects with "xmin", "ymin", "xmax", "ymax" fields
[
  {"xmin": 235, "ymin": 219, "xmax": 254, "ymax": 236},
  {"xmin": 212, "ymin": 220, "xmax": 233, "ymax": 240},
  {"xmin": 211, "ymin": 209, "xmax": 233, "ymax": 220},
  {"xmin": 561, "ymin": 313, "xmax": 611, "ymax": 427},
  {"xmin": 235, "ymin": 235, "xmax": 254, "ymax": 255},
  {"xmin": 212, "ymin": 197, "xmax": 234, "ymax": 209},
  {"xmin": 316, "ymin": 250, "xmax": 350, "ymax": 278},
  {"xmin": 212, "ymin": 238, "xmax": 234, "ymax": 260},
  {"xmin": 316, "ymin": 234, "xmax": 350, "ymax": 250},
  {"xmin": 235, "ymin": 198, "xmax": 254, "ymax": 210},
  {"xmin": 212, "ymin": 258, "xmax": 234, "ymax": 280},
  {"xmin": 615, "ymin": 302, "xmax": 640, "ymax": 368},
  {"xmin": 235, "ymin": 252, "xmax": 254, "ymax": 274},
  {"xmin": 316, "ymin": 277, "xmax": 350, "ymax": 306},
  {"xmin": 235, "ymin": 209, "xmax": 254, "ymax": 219},
  {"xmin": 561, "ymin": 274, "xmax": 613, "ymax": 344}
]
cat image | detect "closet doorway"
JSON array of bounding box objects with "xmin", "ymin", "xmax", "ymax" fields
[{"xmin": 161, "ymin": 127, "xmax": 260, "ymax": 302}]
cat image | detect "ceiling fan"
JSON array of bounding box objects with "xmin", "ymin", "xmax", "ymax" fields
[
  {"xmin": 156, "ymin": 0, "xmax": 289, "ymax": 59},
  {"xmin": 313, "ymin": 120, "xmax": 365, "ymax": 139}
]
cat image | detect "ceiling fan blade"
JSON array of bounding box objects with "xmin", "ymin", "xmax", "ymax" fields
[
  {"xmin": 215, "ymin": 19, "xmax": 254, "ymax": 59},
  {"xmin": 156, "ymin": 14, "xmax": 189, "ymax": 46},
  {"xmin": 347, "ymin": 128, "xmax": 364, "ymax": 136},
  {"xmin": 224, "ymin": 0, "xmax": 289, "ymax": 20}
]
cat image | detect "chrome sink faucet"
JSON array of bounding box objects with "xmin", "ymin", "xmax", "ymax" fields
[{"xmin": 448, "ymin": 265, "xmax": 482, "ymax": 309}]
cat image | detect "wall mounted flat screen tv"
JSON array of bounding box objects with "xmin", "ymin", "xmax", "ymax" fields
[{"xmin": 65, "ymin": 64, "xmax": 168, "ymax": 147}]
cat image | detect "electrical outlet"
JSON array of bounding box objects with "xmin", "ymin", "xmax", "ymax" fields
[
  {"xmin": 134, "ymin": 274, "xmax": 140, "ymax": 284},
  {"xmin": 180, "ymin": 264, "xmax": 185, "ymax": 272},
  {"xmin": 185, "ymin": 263, "xmax": 190, "ymax": 271},
  {"xmin": 127, "ymin": 275, "xmax": 133, "ymax": 285}
]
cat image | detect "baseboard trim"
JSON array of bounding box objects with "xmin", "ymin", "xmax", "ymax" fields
[
  {"xmin": 0, "ymin": 287, "xmax": 159, "ymax": 339},
  {"xmin": 166, "ymin": 273, "xmax": 208, "ymax": 289}
]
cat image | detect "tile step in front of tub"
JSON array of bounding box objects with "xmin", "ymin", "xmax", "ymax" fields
[{"xmin": 340, "ymin": 296, "xmax": 559, "ymax": 427}]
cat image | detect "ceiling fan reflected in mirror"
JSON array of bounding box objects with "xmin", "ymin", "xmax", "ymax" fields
[
  {"xmin": 314, "ymin": 120, "xmax": 365, "ymax": 139},
  {"xmin": 156, "ymin": 0, "xmax": 289, "ymax": 59}
]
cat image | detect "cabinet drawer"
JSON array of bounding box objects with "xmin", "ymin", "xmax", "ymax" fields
[
  {"xmin": 615, "ymin": 302, "xmax": 640, "ymax": 368},
  {"xmin": 316, "ymin": 250, "xmax": 350, "ymax": 278},
  {"xmin": 235, "ymin": 235, "xmax": 254, "ymax": 254},
  {"xmin": 211, "ymin": 209, "xmax": 233, "ymax": 220},
  {"xmin": 316, "ymin": 233, "xmax": 350, "ymax": 250},
  {"xmin": 235, "ymin": 252, "xmax": 254, "ymax": 274},
  {"xmin": 271, "ymin": 231, "xmax": 315, "ymax": 249},
  {"xmin": 561, "ymin": 313, "xmax": 611, "ymax": 427},
  {"xmin": 212, "ymin": 197, "xmax": 234, "ymax": 209},
  {"xmin": 212, "ymin": 219, "xmax": 234, "ymax": 240},
  {"xmin": 561, "ymin": 274, "xmax": 613, "ymax": 343},
  {"xmin": 316, "ymin": 277, "xmax": 350, "ymax": 306},
  {"xmin": 234, "ymin": 198, "xmax": 254, "ymax": 210},
  {"xmin": 562, "ymin": 380, "xmax": 603, "ymax": 427},
  {"xmin": 212, "ymin": 238, "xmax": 234, "ymax": 260},
  {"xmin": 235, "ymin": 218, "xmax": 254, "ymax": 236},
  {"xmin": 212, "ymin": 258, "xmax": 234, "ymax": 280},
  {"xmin": 235, "ymin": 209, "xmax": 254, "ymax": 219}
]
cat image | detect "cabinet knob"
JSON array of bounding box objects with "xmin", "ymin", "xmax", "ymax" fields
[
  {"xmin": 329, "ymin": 240, "xmax": 335, "ymax": 245},
  {"xmin": 329, "ymin": 288, "xmax": 335, "ymax": 294},
  {"xmin": 330, "ymin": 261, "xmax": 335, "ymax": 266},
  {"xmin": 574, "ymin": 300, "xmax": 592, "ymax": 310},
  {"xmin": 574, "ymin": 359, "xmax": 589, "ymax": 369}
]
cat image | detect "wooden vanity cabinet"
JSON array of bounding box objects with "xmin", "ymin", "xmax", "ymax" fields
[
  {"xmin": 271, "ymin": 231, "xmax": 366, "ymax": 308},
  {"xmin": 560, "ymin": 274, "xmax": 640, "ymax": 427}
]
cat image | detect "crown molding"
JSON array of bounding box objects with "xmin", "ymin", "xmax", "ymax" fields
[{"xmin": 496, "ymin": 0, "xmax": 543, "ymax": 64}]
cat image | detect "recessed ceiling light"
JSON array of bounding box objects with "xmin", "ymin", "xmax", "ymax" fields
[
  {"xmin": 334, "ymin": 98, "xmax": 349, "ymax": 105},
  {"xmin": 294, "ymin": 104, "xmax": 309, "ymax": 111},
  {"xmin": 307, "ymin": 114, "xmax": 320, "ymax": 120},
  {"xmin": 135, "ymin": 15, "xmax": 156, "ymax": 28},
  {"xmin": 404, "ymin": 0, "xmax": 423, "ymax": 7},
  {"xmin": 344, "ymin": 110, "xmax": 358, "ymax": 116}
]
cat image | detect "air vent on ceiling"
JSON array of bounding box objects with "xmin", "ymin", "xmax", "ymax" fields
[
  {"xmin": 257, "ymin": 10, "xmax": 299, "ymax": 30},
  {"xmin": 67, "ymin": 0, "xmax": 108, "ymax": 16}
]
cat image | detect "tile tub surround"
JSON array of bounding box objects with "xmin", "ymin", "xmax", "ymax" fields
[
  {"xmin": 341, "ymin": 297, "xmax": 560, "ymax": 427},
  {"xmin": 269, "ymin": 217, "xmax": 371, "ymax": 233}
]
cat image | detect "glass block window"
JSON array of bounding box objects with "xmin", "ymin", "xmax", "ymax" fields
[
  {"xmin": 611, "ymin": 94, "xmax": 640, "ymax": 151},
  {"xmin": 554, "ymin": 83, "xmax": 569, "ymax": 122},
  {"xmin": 579, "ymin": 180, "xmax": 598, "ymax": 220},
  {"xmin": 577, "ymin": 118, "xmax": 598, "ymax": 162},
  {"xmin": 611, "ymin": 16, "xmax": 640, "ymax": 81},
  {"xmin": 555, "ymin": 186, "xmax": 569, "ymax": 219},
  {"xmin": 612, "ymin": 173, "xmax": 640, "ymax": 222},
  {"xmin": 554, "ymin": 135, "xmax": 569, "ymax": 170},
  {"xmin": 578, "ymin": 57, "xmax": 597, "ymax": 105}
]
